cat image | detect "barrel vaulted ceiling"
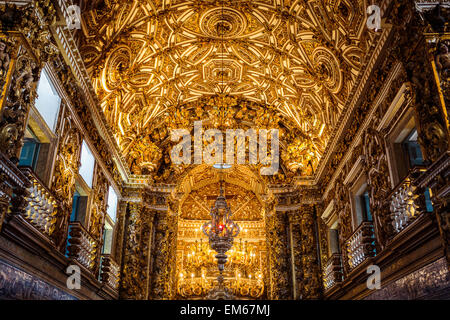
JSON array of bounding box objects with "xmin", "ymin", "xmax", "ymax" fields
[{"xmin": 79, "ymin": 0, "xmax": 376, "ymax": 182}]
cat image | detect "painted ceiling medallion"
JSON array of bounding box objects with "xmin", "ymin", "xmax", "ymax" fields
[{"xmin": 199, "ymin": 7, "xmax": 247, "ymax": 39}]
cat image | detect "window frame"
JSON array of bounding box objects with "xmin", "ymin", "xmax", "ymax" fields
[
  {"xmin": 386, "ymin": 110, "xmax": 425, "ymax": 186},
  {"xmin": 321, "ymin": 200, "xmax": 341, "ymax": 258},
  {"xmin": 101, "ymin": 215, "xmax": 116, "ymax": 255},
  {"xmin": 106, "ymin": 185, "xmax": 119, "ymax": 223},
  {"xmin": 18, "ymin": 67, "xmax": 62, "ymax": 186},
  {"xmin": 70, "ymin": 176, "xmax": 92, "ymax": 227},
  {"xmin": 349, "ymin": 170, "xmax": 371, "ymax": 230},
  {"xmin": 34, "ymin": 68, "xmax": 62, "ymax": 133},
  {"xmin": 102, "ymin": 185, "xmax": 120, "ymax": 255},
  {"xmin": 79, "ymin": 140, "xmax": 96, "ymax": 188}
]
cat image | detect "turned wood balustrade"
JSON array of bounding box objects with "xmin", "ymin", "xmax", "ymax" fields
[
  {"xmin": 345, "ymin": 222, "xmax": 376, "ymax": 270},
  {"xmin": 323, "ymin": 253, "xmax": 343, "ymax": 291},
  {"xmin": 21, "ymin": 169, "xmax": 59, "ymax": 239},
  {"xmin": 100, "ymin": 254, "xmax": 120, "ymax": 290},
  {"xmin": 389, "ymin": 169, "xmax": 428, "ymax": 234},
  {"xmin": 67, "ymin": 222, "xmax": 98, "ymax": 273}
]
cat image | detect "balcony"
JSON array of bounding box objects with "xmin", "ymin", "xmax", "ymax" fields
[
  {"xmin": 323, "ymin": 253, "xmax": 343, "ymax": 290},
  {"xmin": 389, "ymin": 177, "xmax": 421, "ymax": 234},
  {"xmin": 346, "ymin": 222, "xmax": 376, "ymax": 270},
  {"xmin": 21, "ymin": 170, "xmax": 58, "ymax": 240},
  {"xmin": 67, "ymin": 222, "xmax": 98, "ymax": 273},
  {"xmin": 99, "ymin": 254, "xmax": 120, "ymax": 290}
]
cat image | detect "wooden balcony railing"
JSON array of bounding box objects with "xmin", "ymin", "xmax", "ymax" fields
[
  {"xmin": 22, "ymin": 170, "xmax": 58, "ymax": 239},
  {"xmin": 389, "ymin": 176, "xmax": 420, "ymax": 234},
  {"xmin": 346, "ymin": 221, "xmax": 376, "ymax": 270},
  {"xmin": 99, "ymin": 254, "xmax": 120, "ymax": 290},
  {"xmin": 67, "ymin": 222, "xmax": 98, "ymax": 273},
  {"xmin": 323, "ymin": 253, "xmax": 343, "ymax": 291}
]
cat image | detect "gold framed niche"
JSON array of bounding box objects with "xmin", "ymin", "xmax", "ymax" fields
[{"xmin": 174, "ymin": 165, "xmax": 272, "ymax": 300}]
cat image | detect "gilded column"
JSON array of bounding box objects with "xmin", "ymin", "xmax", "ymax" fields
[
  {"xmin": 265, "ymin": 208, "xmax": 290, "ymax": 300},
  {"xmin": 0, "ymin": 37, "xmax": 17, "ymax": 113},
  {"xmin": 0, "ymin": 172, "xmax": 11, "ymax": 231},
  {"xmin": 114, "ymin": 200, "xmax": 128, "ymax": 267},
  {"xmin": 149, "ymin": 194, "xmax": 179, "ymax": 300},
  {"xmin": 316, "ymin": 203, "xmax": 329, "ymax": 275},
  {"xmin": 0, "ymin": 33, "xmax": 19, "ymax": 233},
  {"xmin": 51, "ymin": 115, "xmax": 81, "ymax": 252},
  {"xmin": 149, "ymin": 210, "xmax": 178, "ymax": 299},
  {"xmin": 334, "ymin": 175, "xmax": 352, "ymax": 275},
  {"xmin": 0, "ymin": 46, "xmax": 38, "ymax": 164},
  {"xmin": 299, "ymin": 204, "xmax": 322, "ymax": 299},
  {"xmin": 363, "ymin": 128, "xmax": 395, "ymax": 250},
  {"xmin": 287, "ymin": 210, "xmax": 302, "ymax": 299},
  {"xmin": 89, "ymin": 168, "xmax": 108, "ymax": 275},
  {"xmin": 143, "ymin": 209, "xmax": 156, "ymax": 300},
  {"xmin": 120, "ymin": 202, "xmax": 146, "ymax": 299}
]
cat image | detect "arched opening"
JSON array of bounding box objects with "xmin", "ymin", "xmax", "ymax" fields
[{"xmin": 175, "ymin": 165, "xmax": 269, "ymax": 299}]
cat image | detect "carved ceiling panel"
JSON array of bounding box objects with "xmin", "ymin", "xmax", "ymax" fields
[
  {"xmin": 80, "ymin": 0, "xmax": 374, "ymax": 179},
  {"xmin": 180, "ymin": 181, "xmax": 263, "ymax": 221}
]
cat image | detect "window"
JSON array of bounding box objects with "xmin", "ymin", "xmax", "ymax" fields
[
  {"xmin": 390, "ymin": 115, "xmax": 424, "ymax": 184},
  {"xmin": 361, "ymin": 190, "xmax": 373, "ymax": 222},
  {"xmin": 18, "ymin": 68, "xmax": 61, "ymax": 185},
  {"xmin": 70, "ymin": 185, "xmax": 89, "ymax": 225},
  {"xmin": 402, "ymin": 129, "xmax": 424, "ymax": 168},
  {"xmin": 18, "ymin": 126, "xmax": 52, "ymax": 182},
  {"xmin": 107, "ymin": 186, "xmax": 118, "ymax": 222},
  {"xmin": 79, "ymin": 140, "xmax": 95, "ymax": 188},
  {"xmin": 102, "ymin": 186, "xmax": 118, "ymax": 255},
  {"xmin": 19, "ymin": 127, "xmax": 41, "ymax": 169},
  {"xmin": 328, "ymin": 224, "xmax": 340, "ymax": 256},
  {"xmin": 354, "ymin": 185, "xmax": 373, "ymax": 226},
  {"xmin": 35, "ymin": 69, "xmax": 61, "ymax": 131},
  {"xmin": 102, "ymin": 220, "xmax": 114, "ymax": 254},
  {"xmin": 321, "ymin": 201, "xmax": 341, "ymax": 258},
  {"xmin": 424, "ymin": 188, "xmax": 434, "ymax": 213}
]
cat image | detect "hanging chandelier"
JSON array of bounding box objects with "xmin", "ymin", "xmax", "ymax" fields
[{"xmin": 202, "ymin": 180, "xmax": 240, "ymax": 299}]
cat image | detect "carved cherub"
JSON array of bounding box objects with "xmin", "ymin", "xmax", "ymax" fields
[
  {"xmin": 13, "ymin": 59, "xmax": 35, "ymax": 101},
  {"xmin": 0, "ymin": 41, "xmax": 10, "ymax": 78},
  {"xmin": 436, "ymin": 42, "xmax": 450, "ymax": 79},
  {"xmin": 0, "ymin": 124, "xmax": 19, "ymax": 159}
]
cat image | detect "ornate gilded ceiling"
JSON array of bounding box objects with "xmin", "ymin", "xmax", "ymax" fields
[{"xmin": 80, "ymin": 0, "xmax": 375, "ymax": 180}]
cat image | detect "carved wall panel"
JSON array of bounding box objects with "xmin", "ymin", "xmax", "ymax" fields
[
  {"xmin": 0, "ymin": 37, "xmax": 16, "ymax": 108},
  {"xmin": 149, "ymin": 209, "xmax": 178, "ymax": 300},
  {"xmin": 265, "ymin": 210, "xmax": 290, "ymax": 300},
  {"xmin": 298, "ymin": 204, "xmax": 322, "ymax": 299},
  {"xmin": 287, "ymin": 211, "xmax": 302, "ymax": 299},
  {"xmin": 120, "ymin": 202, "xmax": 147, "ymax": 299},
  {"xmin": 89, "ymin": 169, "xmax": 108, "ymax": 240},
  {"xmin": 0, "ymin": 47, "xmax": 39, "ymax": 163},
  {"xmin": 88, "ymin": 168, "xmax": 109, "ymax": 273},
  {"xmin": 51, "ymin": 115, "xmax": 81, "ymax": 251},
  {"xmin": 317, "ymin": 205, "xmax": 329, "ymax": 271},
  {"xmin": 363, "ymin": 128, "xmax": 394, "ymax": 250}
]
